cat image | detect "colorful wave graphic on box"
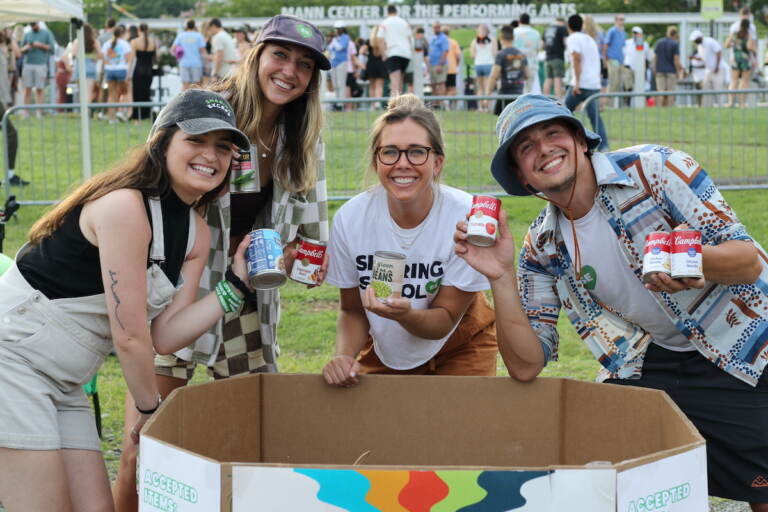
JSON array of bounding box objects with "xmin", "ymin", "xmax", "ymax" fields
[{"xmin": 285, "ymin": 468, "xmax": 553, "ymax": 511}]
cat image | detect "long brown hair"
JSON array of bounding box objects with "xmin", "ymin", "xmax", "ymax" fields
[
  {"xmin": 211, "ymin": 41, "xmax": 322, "ymax": 195},
  {"xmin": 28, "ymin": 127, "xmax": 229, "ymax": 244}
]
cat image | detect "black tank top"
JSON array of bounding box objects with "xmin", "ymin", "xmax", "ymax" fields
[{"xmin": 18, "ymin": 190, "xmax": 192, "ymax": 299}]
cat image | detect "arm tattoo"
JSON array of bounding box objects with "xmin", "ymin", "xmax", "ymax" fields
[{"xmin": 108, "ymin": 269, "xmax": 126, "ymax": 330}]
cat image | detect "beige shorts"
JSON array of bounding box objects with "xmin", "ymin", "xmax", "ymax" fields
[
  {"xmin": 0, "ymin": 265, "xmax": 109, "ymax": 451},
  {"xmin": 656, "ymin": 72, "xmax": 678, "ymax": 92},
  {"xmin": 429, "ymin": 65, "xmax": 448, "ymax": 85}
]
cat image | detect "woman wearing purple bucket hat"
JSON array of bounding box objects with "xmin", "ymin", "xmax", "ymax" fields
[{"xmin": 112, "ymin": 14, "xmax": 331, "ymax": 511}]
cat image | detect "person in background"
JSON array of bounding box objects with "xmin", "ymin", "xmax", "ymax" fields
[
  {"xmin": 344, "ymin": 34, "xmax": 361, "ymax": 109},
  {"xmin": 71, "ymin": 23, "xmax": 102, "ymax": 105},
  {"xmin": 689, "ymin": 29, "xmax": 723, "ymax": 108},
  {"xmin": 564, "ymin": 14, "xmax": 608, "ymax": 151},
  {"xmin": 729, "ymin": 6, "xmax": 758, "ymax": 51},
  {"xmin": 653, "ymin": 26, "xmax": 684, "ymax": 107},
  {"xmin": 486, "ymin": 25, "xmax": 526, "ymax": 115},
  {"xmin": 582, "ymin": 15, "xmax": 607, "ymax": 101},
  {"xmin": 233, "ymin": 26, "xmax": 253, "ymax": 66},
  {"xmin": 0, "ymin": 88, "xmax": 251, "ymax": 512},
  {"xmin": 173, "ymin": 19, "xmax": 207, "ymax": 91},
  {"xmin": 724, "ymin": 19, "xmax": 756, "ymax": 108},
  {"xmin": 130, "ymin": 23, "xmax": 156, "ymax": 122},
  {"xmin": 54, "ymin": 46, "xmax": 72, "ymax": 111},
  {"xmin": 378, "ymin": 4, "xmax": 412, "ymax": 97},
  {"xmin": 456, "ymin": 92, "xmax": 768, "ymax": 512},
  {"xmin": 112, "ymin": 15, "xmax": 331, "ymax": 511},
  {"xmin": 542, "ymin": 17, "xmax": 567, "ymax": 98},
  {"xmin": 322, "ymin": 94, "xmax": 496, "ymax": 387},
  {"xmin": 622, "ymin": 26, "xmax": 652, "ymax": 94},
  {"xmin": 513, "ymin": 13, "xmax": 542, "ymax": 94},
  {"xmin": 101, "ymin": 25, "xmax": 132, "ymax": 124},
  {"xmin": 20, "ymin": 21, "xmax": 55, "ymax": 116},
  {"xmin": 428, "ymin": 22, "xmax": 449, "ymax": 102},
  {"xmin": 407, "ymin": 26, "xmax": 429, "ymax": 94},
  {"xmin": 689, "ymin": 46, "xmax": 706, "ymax": 107},
  {"xmin": 443, "ymin": 26, "xmax": 462, "ymax": 105},
  {"xmin": 209, "ymin": 18, "xmax": 237, "ymax": 80},
  {"xmin": 604, "ymin": 14, "xmax": 626, "ymax": 106},
  {"xmin": 0, "ymin": 30, "xmax": 22, "ymax": 188},
  {"xmin": 329, "ymin": 21, "xmax": 350, "ymax": 108},
  {"xmin": 470, "ymin": 24, "xmax": 496, "ymax": 112},
  {"xmin": 364, "ymin": 25, "xmax": 387, "ymax": 102}
]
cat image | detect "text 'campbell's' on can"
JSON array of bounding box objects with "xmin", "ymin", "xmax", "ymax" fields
[
  {"xmin": 466, "ymin": 195, "xmax": 501, "ymax": 247},
  {"xmin": 290, "ymin": 237, "xmax": 327, "ymax": 286},
  {"xmin": 371, "ymin": 251, "xmax": 406, "ymax": 302},
  {"xmin": 671, "ymin": 228, "xmax": 703, "ymax": 280},
  {"xmin": 247, "ymin": 229, "xmax": 287, "ymax": 290},
  {"xmin": 642, "ymin": 231, "xmax": 671, "ymax": 283}
]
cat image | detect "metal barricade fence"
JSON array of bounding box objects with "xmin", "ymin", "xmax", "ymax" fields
[
  {"xmin": 579, "ymin": 89, "xmax": 768, "ymax": 190},
  {"xmin": 1, "ymin": 102, "xmax": 163, "ymax": 204},
  {"xmin": 2, "ymin": 92, "xmax": 767, "ymax": 206}
]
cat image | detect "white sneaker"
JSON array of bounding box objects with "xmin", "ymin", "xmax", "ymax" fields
[{"xmin": 115, "ymin": 111, "xmax": 127, "ymax": 122}]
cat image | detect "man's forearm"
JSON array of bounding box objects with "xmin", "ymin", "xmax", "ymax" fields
[
  {"xmin": 703, "ymin": 240, "xmax": 762, "ymax": 285},
  {"xmin": 490, "ymin": 272, "xmax": 546, "ymax": 381}
]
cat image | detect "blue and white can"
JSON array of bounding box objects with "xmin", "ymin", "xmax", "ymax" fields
[{"xmin": 246, "ymin": 229, "xmax": 287, "ymax": 290}]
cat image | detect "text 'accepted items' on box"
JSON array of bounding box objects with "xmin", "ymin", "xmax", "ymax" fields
[{"xmin": 139, "ymin": 374, "xmax": 707, "ymax": 512}]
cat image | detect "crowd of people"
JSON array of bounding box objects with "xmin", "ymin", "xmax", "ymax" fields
[{"xmin": 0, "ymin": 8, "xmax": 767, "ymax": 512}]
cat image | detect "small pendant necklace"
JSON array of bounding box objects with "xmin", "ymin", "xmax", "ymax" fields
[
  {"xmin": 388, "ymin": 187, "xmax": 440, "ymax": 251},
  {"xmin": 259, "ymin": 127, "xmax": 278, "ymax": 160}
]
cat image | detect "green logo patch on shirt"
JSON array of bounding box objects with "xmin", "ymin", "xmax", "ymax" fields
[{"xmin": 581, "ymin": 265, "xmax": 597, "ymax": 290}]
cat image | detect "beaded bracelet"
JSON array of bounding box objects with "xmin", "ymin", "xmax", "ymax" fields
[{"xmin": 215, "ymin": 280, "xmax": 243, "ymax": 313}]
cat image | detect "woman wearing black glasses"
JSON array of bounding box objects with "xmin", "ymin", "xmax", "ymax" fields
[{"xmin": 322, "ymin": 94, "xmax": 497, "ymax": 386}]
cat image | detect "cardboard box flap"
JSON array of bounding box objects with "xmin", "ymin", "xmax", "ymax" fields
[
  {"xmin": 260, "ymin": 374, "xmax": 564, "ymax": 467},
  {"xmin": 144, "ymin": 375, "xmax": 263, "ymax": 462},
  {"xmin": 562, "ymin": 380, "xmax": 704, "ymax": 467}
]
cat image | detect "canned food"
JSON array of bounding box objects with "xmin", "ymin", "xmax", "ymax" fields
[
  {"xmin": 466, "ymin": 195, "xmax": 501, "ymax": 247},
  {"xmin": 642, "ymin": 231, "xmax": 671, "ymax": 283},
  {"xmin": 246, "ymin": 229, "xmax": 287, "ymax": 290},
  {"xmin": 371, "ymin": 251, "xmax": 406, "ymax": 302},
  {"xmin": 671, "ymin": 228, "xmax": 703, "ymax": 279},
  {"xmin": 231, "ymin": 145, "xmax": 260, "ymax": 193},
  {"xmin": 290, "ymin": 237, "xmax": 327, "ymax": 285}
]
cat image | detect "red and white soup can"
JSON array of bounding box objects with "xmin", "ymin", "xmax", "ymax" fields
[
  {"xmin": 642, "ymin": 231, "xmax": 671, "ymax": 283},
  {"xmin": 466, "ymin": 195, "xmax": 501, "ymax": 247},
  {"xmin": 290, "ymin": 237, "xmax": 327, "ymax": 286},
  {"xmin": 671, "ymin": 228, "xmax": 703, "ymax": 279}
]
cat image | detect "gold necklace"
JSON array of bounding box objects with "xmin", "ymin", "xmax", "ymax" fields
[{"xmin": 258, "ymin": 127, "xmax": 277, "ymax": 159}]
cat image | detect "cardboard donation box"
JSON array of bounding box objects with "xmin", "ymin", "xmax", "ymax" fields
[{"xmin": 139, "ymin": 374, "xmax": 707, "ymax": 512}]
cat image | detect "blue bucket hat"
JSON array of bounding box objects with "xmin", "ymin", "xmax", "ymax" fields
[{"xmin": 490, "ymin": 94, "xmax": 601, "ymax": 196}]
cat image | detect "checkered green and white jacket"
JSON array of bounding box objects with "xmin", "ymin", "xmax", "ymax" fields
[{"xmin": 174, "ymin": 139, "xmax": 329, "ymax": 376}]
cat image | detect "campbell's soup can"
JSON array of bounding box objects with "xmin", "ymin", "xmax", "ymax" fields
[
  {"xmin": 231, "ymin": 145, "xmax": 260, "ymax": 193},
  {"xmin": 642, "ymin": 231, "xmax": 671, "ymax": 283},
  {"xmin": 466, "ymin": 195, "xmax": 501, "ymax": 247},
  {"xmin": 246, "ymin": 229, "xmax": 287, "ymax": 290},
  {"xmin": 290, "ymin": 237, "xmax": 327, "ymax": 285},
  {"xmin": 371, "ymin": 251, "xmax": 406, "ymax": 302},
  {"xmin": 671, "ymin": 228, "xmax": 703, "ymax": 279}
]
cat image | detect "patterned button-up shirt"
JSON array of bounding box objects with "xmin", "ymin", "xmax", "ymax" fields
[{"xmin": 519, "ymin": 145, "xmax": 768, "ymax": 386}]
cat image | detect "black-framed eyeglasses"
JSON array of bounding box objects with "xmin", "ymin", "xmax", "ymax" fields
[{"xmin": 376, "ymin": 145, "xmax": 433, "ymax": 166}]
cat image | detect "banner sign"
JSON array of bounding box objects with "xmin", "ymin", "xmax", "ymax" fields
[{"xmin": 281, "ymin": 3, "xmax": 577, "ymax": 21}]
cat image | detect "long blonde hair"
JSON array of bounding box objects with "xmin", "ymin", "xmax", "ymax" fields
[
  {"xmin": 365, "ymin": 94, "xmax": 446, "ymax": 187},
  {"xmin": 582, "ymin": 15, "xmax": 600, "ymax": 41},
  {"xmin": 212, "ymin": 42, "xmax": 323, "ymax": 195},
  {"xmin": 28, "ymin": 127, "xmax": 228, "ymax": 244}
]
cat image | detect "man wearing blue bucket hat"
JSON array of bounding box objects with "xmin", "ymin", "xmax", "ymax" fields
[{"xmin": 455, "ymin": 94, "xmax": 768, "ymax": 508}]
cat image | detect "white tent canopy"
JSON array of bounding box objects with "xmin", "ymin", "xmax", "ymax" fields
[{"xmin": 0, "ymin": 0, "xmax": 82, "ymax": 22}]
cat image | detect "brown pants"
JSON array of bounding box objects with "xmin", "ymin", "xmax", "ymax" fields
[{"xmin": 358, "ymin": 292, "xmax": 498, "ymax": 376}]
